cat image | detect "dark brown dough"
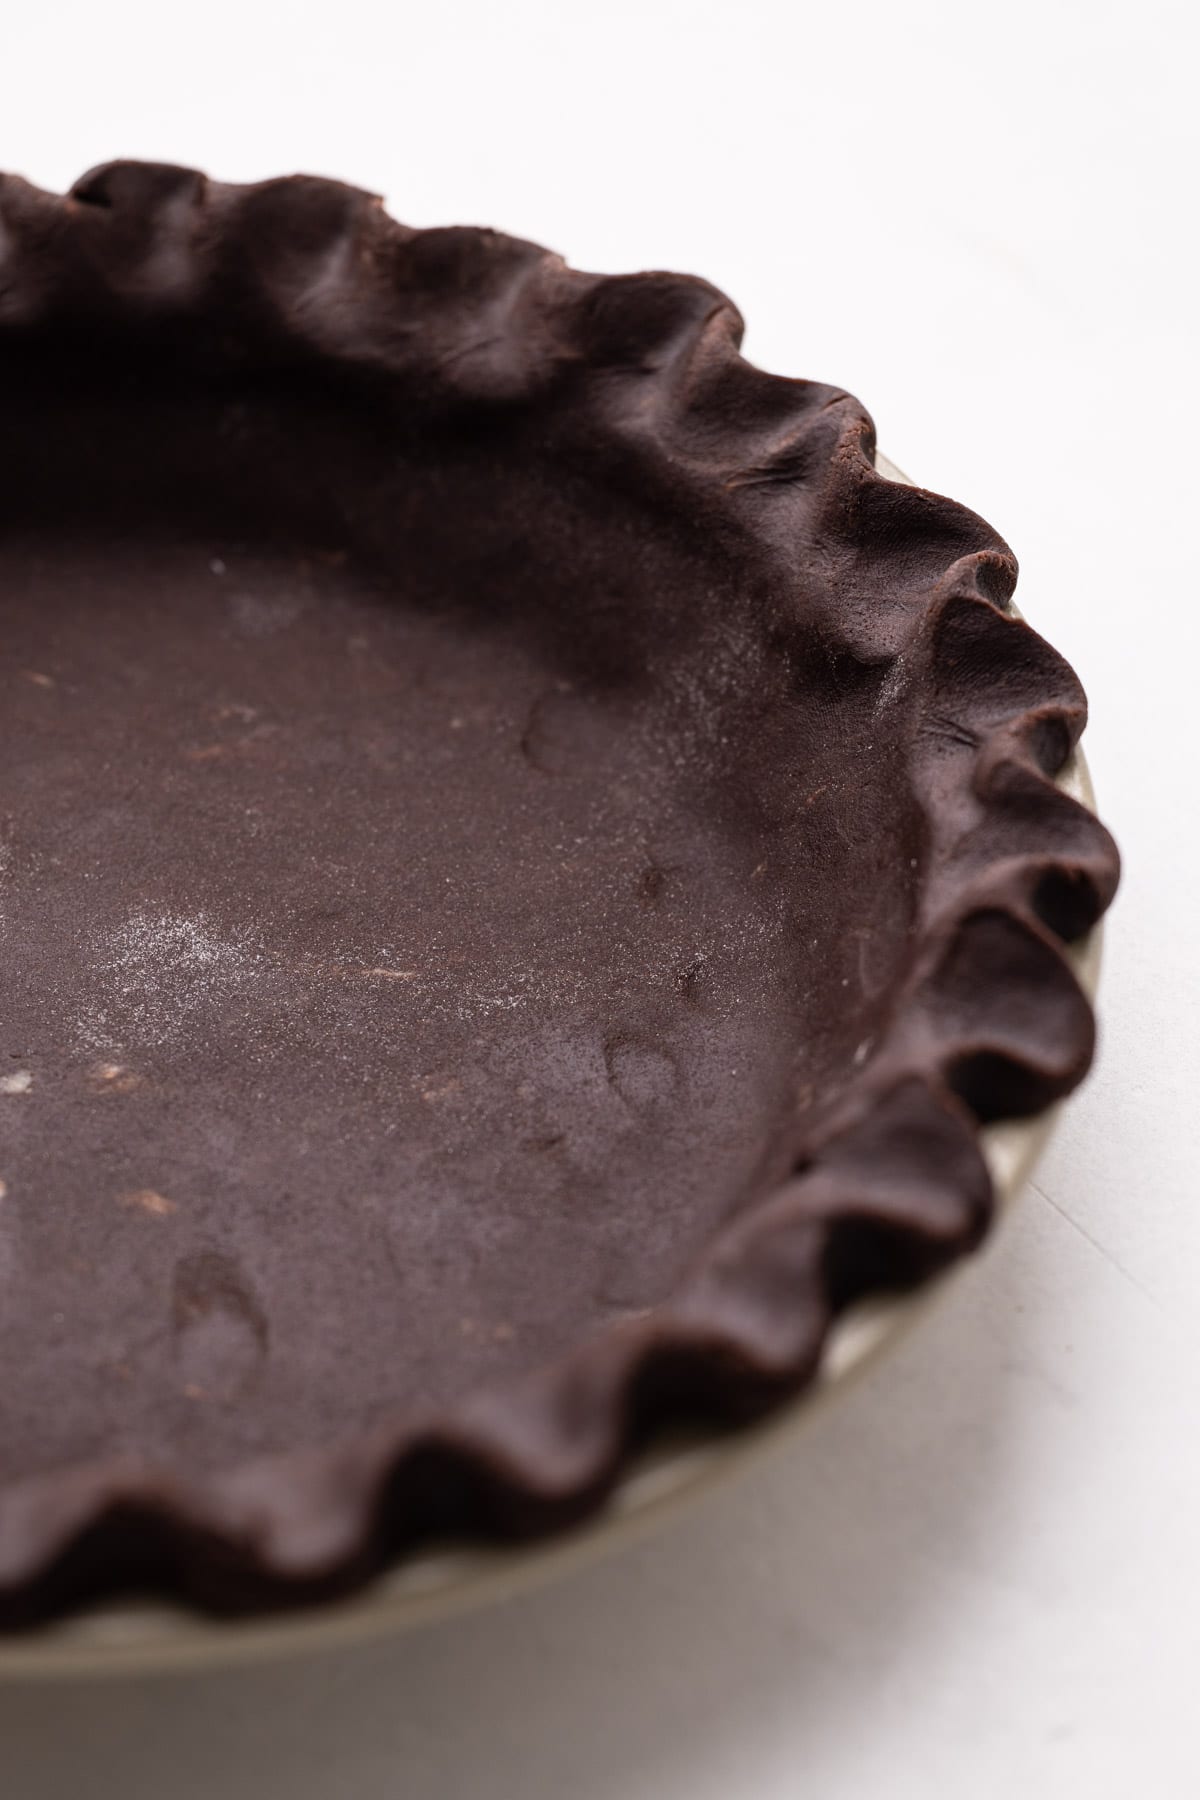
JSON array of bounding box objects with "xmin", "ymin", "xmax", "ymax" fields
[{"xmin": 0, "ymin": 162, "xmax": 1118, "ymax": 1620}]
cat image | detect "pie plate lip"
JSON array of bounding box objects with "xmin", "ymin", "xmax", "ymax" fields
[{"xmin": 0, "ymin": 454, "xmax": 1105, "ymax": 1681}]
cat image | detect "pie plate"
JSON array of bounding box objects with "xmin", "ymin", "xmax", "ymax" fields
[{"xmin": 0, "ymin": 164, "xmax": 1117, "ymax": 1672}]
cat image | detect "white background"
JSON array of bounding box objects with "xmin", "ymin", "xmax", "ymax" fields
[{"xmin": 3, "ymin": 1, "xmax": 1198, "ymax": 1793}]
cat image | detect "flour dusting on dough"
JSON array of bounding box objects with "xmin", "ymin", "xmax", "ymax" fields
[{"xmin": 75, "ymin": 909, "xmax": 263, "ymax": 1053}]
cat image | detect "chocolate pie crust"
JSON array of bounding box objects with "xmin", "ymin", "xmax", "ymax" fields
[{"xmin": 0, "ymin": 162, "xmax": 1119, "ymax": 1621}]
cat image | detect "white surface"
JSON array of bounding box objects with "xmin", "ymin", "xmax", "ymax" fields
[{"xmin": 2, "ymin": 0, "xmax": 1197, "ymax": 1793}]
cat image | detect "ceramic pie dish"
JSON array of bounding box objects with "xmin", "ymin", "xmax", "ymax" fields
[{"xmin": 0, "ymin": 162, "xmax": 1119, "ymax": 1646}]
